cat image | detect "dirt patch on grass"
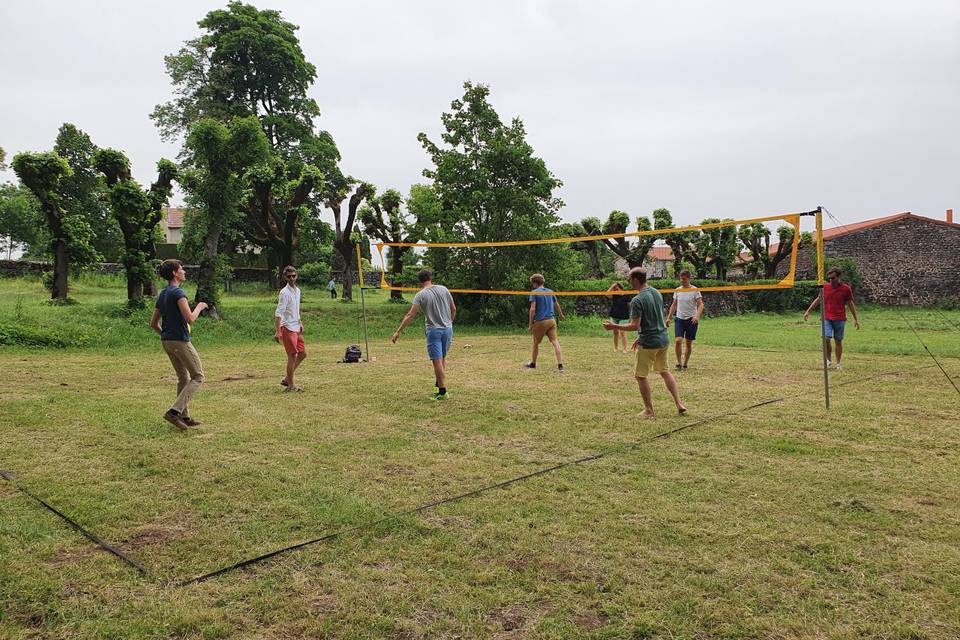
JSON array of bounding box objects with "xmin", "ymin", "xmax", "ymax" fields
[
  {"xmin": 487, "ymin": 604, "xmax": 530, "ymax": 631},
  {"xmin": 573, "ymin": 609, "xmax": 611, "ymax": 631},
  {"xmin": 48, "ymin": 545, "xmax": 99, "ymax": 566},
  {"xmin": 122, "ymin": 516, "xmax": 196, "ymax": 550}
]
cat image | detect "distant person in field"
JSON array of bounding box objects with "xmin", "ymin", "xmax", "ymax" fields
[
  {"xmin": 275, "ymin": 265, "xmax": 307, "ymax": 391},
  {"xmin": 603, "ymin": 267, "xmax": 686, "ymax": 418},
  {"xmin": 391, "ymin": 269, "xmax": 457, "ymax": 400},
  {"xmin": 803, "ymin": 266, "xmax": 860, "ymax": 370},
  {"xmin": 525, "ymin": 273, "xmax": 565, "ymax": 372},
  {"xmin": 607, "ymin": 281, "xmax": 631, "ymax": 353},
  {"xmin": 665, "ymin": 270, "xmax": 704, "ymax": 370},
  {"xmin": 327, "ymin": 276, "xmax": 337, "ymax": 299},
  {"xmin": 149, "ymin": 259, "xmax": 207, "ymax": 431}
]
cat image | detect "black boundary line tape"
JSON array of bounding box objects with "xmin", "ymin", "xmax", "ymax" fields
[
  {"xmin": 178, "ymin": 362, "xmax": 939, "ymax": 586},
  {"xmin": 0, "ymin": 470, "xmax": 147, "ymax": 575}
]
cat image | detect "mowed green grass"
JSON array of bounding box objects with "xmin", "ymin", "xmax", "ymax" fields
[{"xmin": 1, "ymin": 276, "xmax": 959, "ymax": 639}]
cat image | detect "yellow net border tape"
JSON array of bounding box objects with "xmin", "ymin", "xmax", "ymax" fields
[{"xmin": 373, "ymin": 213, "xmax": 802, "ymax": 296}]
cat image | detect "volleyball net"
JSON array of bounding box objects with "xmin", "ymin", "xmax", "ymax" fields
[{"xmin": 369, "ymin": 210, "xmax": 821, "ymax": 296}]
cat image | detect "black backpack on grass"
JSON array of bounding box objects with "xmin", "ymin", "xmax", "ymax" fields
[{"xmin": 343, "ymin": 344, "xmax": 362, "ymax": 363}]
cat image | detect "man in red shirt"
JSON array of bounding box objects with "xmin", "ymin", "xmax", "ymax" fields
[{"xmin": 803, "ymin": 267, "xmax": 861, "ymax": 370}]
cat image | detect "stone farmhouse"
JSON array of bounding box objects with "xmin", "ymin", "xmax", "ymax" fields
[{"xmin": 783, "ymin": 209, "xmax": 960, "ymax": 305}]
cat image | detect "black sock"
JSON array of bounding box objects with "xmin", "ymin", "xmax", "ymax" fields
[
  {"xmin": 439, "ymin": 387, "xmax": 446, "ymax": 395},
  {"xmin": 558, "ymin": 363, "xmax": 564, "ymax": 369}
]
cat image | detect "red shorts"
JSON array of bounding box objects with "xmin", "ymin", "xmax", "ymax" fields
[{"xmin": 280, "ymin": 326, "xmax": 306, "ymax": 356}]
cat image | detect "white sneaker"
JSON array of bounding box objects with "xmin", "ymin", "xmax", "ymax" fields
[
  {"xmin": 825, "ymin": 360, "xmax": 831, "ymax": 369},
  {"xmin": 834, "ymin": 362, "xmax": 842, "ymax": 371}
]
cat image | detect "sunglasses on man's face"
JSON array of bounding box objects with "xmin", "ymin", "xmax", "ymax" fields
[{"xmin": 287, "ymin": 273, "xmax": 297, "ymax": 278}]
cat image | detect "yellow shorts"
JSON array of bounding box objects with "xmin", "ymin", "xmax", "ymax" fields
[
  {"xmin": 635, "ymin": 346, "xmax": 668, "ymax": 378},
  {"xmin": 532, "ymin": 318, "xmax": 558, "ymax": 343}
]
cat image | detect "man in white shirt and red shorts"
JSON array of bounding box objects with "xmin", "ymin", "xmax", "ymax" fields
[{"xmin": 275, "ymin": 265, "xmax": 308, "ymax": 391}]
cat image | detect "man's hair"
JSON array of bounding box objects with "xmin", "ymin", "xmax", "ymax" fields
[
  {"xmin": 827, "ymin": 267, "xmax": 842, "ymax": 278},
  {"xmin": 158, "ymin": 259, "xmax": 182, "ymax": 281},
  {"xmin": 628, "ymin": 267, "xmax": 648, "ymax": 285},
  {"xmin": 679, "ymin": 269, "xmax": 691, "ymax": 278},
  {"xmin": 417, "ymin": 269, "xmax": 433, "ymax": 283},
  {"xmin": 530, "ymin": 273, "xmax": 545, "ymax": 286},
  {"xmin": 283, "ymin": 265, "xmax": 297, "ymax": 276}
]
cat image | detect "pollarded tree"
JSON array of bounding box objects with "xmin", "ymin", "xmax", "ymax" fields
[
  {"xmin": 739, "ymin": 222, "xmax": 797, "ymax": 278},
  {"xmin": 325, "ymin": 176, "xmax": 375, "ymax": 301},
  {"xmin": 360, "ymin": 188, "xmax": 423, "ymax": 300},
  {"xmin": 588, "ymin": 210, "xmax": 656, "ymax": 269},
  {"xmin": 181, "ymin": 116, "xmax": 270, "ymax": 319},
  {"xmin": 12, "ymin": 152, "xmax": 99, "ymax": 300},
  {"xmin": 94, "ymin": 150, "xmax": 177, "ymax": 303},
  {"xmin": 54, "ymin": 124, "xmax": 123, "ymax": 263},
  {"xmin": 698, "ymin": 218, "xmax": 739, "ymax": 280},
  {"xmin": 569, "ymin": 218, "xmax": 604, "ymax": 278}
]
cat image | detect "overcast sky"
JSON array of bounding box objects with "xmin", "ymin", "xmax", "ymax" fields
[{"xmin": 2, "ymin": 0, "xmax": 958, "ymax": 234}]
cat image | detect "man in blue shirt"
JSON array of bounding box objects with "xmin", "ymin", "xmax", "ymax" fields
[
  {"xmin": 525, "ymin": 273, "xmax": 565, "ymax": 372},
  {"xmin": 149, "ymin": 259, "xmax": 208, "ymax": 431}
]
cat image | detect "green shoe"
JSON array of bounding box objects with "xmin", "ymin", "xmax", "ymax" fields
[{"xmin": 431, "ymin": 391, "xmax": 449, "ymax": 401}]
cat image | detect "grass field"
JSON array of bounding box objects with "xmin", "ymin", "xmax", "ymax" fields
[{"xmin": 1, "ymin": 275, "xmax": 959, "ymax": 639}]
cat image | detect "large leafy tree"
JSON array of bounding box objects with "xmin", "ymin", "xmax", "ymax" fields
[
  {"xmin": 12, "ymin": 152, "xmax": 99, "ymax": 299},
  {"xmin": 94, "ymin": 150, "xmax": 177, "ymax": 303},
  {"xmin": 152, "ymin": 2, "xmax": 341, "ymax": 281},
  {"xmin": 360, "ymin": 188, "xmax": 423, "ymax": 300},
  {"xmin": 181, "ymin": 116, "xmax": 270, "ymax": 318},
  {"xmin": 418, "ymin": 81, "xmax": 575, "ymax": 323},
  {"xmin": 53, "ymin": 124, "xmax": 123, "ymax": 262}
]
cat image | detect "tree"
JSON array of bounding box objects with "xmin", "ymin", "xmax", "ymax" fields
[
  {"xmin": 181, "ymin": 116, "xmax": 270, "ymax": 318},
  {"xmin": 650, "ymin": 208, "xmax": 695, "ymax": 277},
  {"xmin": 698, "ymin": 218, "xmax": 739, "ymax": 280},
  {"xmin": 569, "ymin": 218, "xmax": 604, "ymax": 278},
  {"xmin": 360, "ymin": 188, "xmax": 422, "ymax": 300},
  {"xmin": 94, "ymin": 150, "xmax": 177, "ymax": 303},
  {"xmin": 53, "ymin": 124, "xmax": 123, "ymax": 262},
  {"xmin": 0, "ymin": 183, "xmax": 42, "ymax": 259},
  {"xmin": 417, "ymin": 81, "xmax": 574, "ymax": 323},
  {"xmin": 12, "ymin": 152, "xmax": 99, "ymax": 300},
  {"xmin": 739, "ymin": 223, "xmax": 798, "ymax": 278},
  {"xmin": 326, "ymin": 178, "xmax": 375, "ymax": 301},
  {"xmin": 153, "ymin": 2, "xmax": 340, "ymax": 281},
  {"xmin": 589, "ymin": 210, "xmax": 656, "ymax": 269}
]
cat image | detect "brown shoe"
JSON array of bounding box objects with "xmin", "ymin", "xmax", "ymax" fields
[
  {"xmin": 182, "ymin": 417, "xmax": 202, "ymax": 427},
  {"xmin": 163, "ymin": 411, "xmax": 189, "ymax": 431}
]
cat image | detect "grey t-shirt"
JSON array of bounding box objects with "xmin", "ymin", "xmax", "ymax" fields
[{"xmin": 413, "ymin": 285, "xmax": 455, "ymax": 330}]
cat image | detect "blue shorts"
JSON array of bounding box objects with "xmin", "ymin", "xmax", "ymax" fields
[
  {"xmin": 823, "ymin": 319, "xmax": 846, "ymax": 341},
  {"xmin": 425, "ymin": 327, "xmax": 453, "ymax": 360},
  {"xmin": 674, "ymin": 317, "xmax": 699, "ymax": 340}
]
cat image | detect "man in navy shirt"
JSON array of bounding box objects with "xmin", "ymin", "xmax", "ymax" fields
[
  {"xmin": 525, "ymin": 273, "xmax": 565, "ymax": 372},
  {"xmin": 149, "ymin": 259, "xmax": 207, "ymax": 431}
]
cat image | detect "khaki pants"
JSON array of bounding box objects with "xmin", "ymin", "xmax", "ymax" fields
[{"xmin": 162, "ymin": 340, "xmax": 204, "ymax": 417}]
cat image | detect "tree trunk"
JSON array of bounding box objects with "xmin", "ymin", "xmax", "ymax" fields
[
  {"xmin": 44, "ymin": 205, "xmax": 69, "ymax": 300},
  {"xmin": 389, "ymin": 247, "xmax": 405, "ymax": 300},
  {"xmin": 195, "ymin": 222, "xmax": 223, "ymax": 320},
  {"xmin": 142, "ymin": 240, "xmax": 157, "ymax": 297},
  {"xmin": 335, "ymin": 239, "xmax": 355, "ymax": 300},
  {"xmin": 51, "ymin": 238, "xmax": 69, "ymax": 300},
  {"xmin": 587, "ymin": 245, "xmax": 603, "ymax": 278}
]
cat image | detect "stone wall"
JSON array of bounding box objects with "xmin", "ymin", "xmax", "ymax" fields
[
  {"xmin": 574, "ymin": 289, "xmax": 745, "ymax": 317},
  {"xmin": 780, "ymin": 216, "xmax": 960, "ymax": 305}
]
